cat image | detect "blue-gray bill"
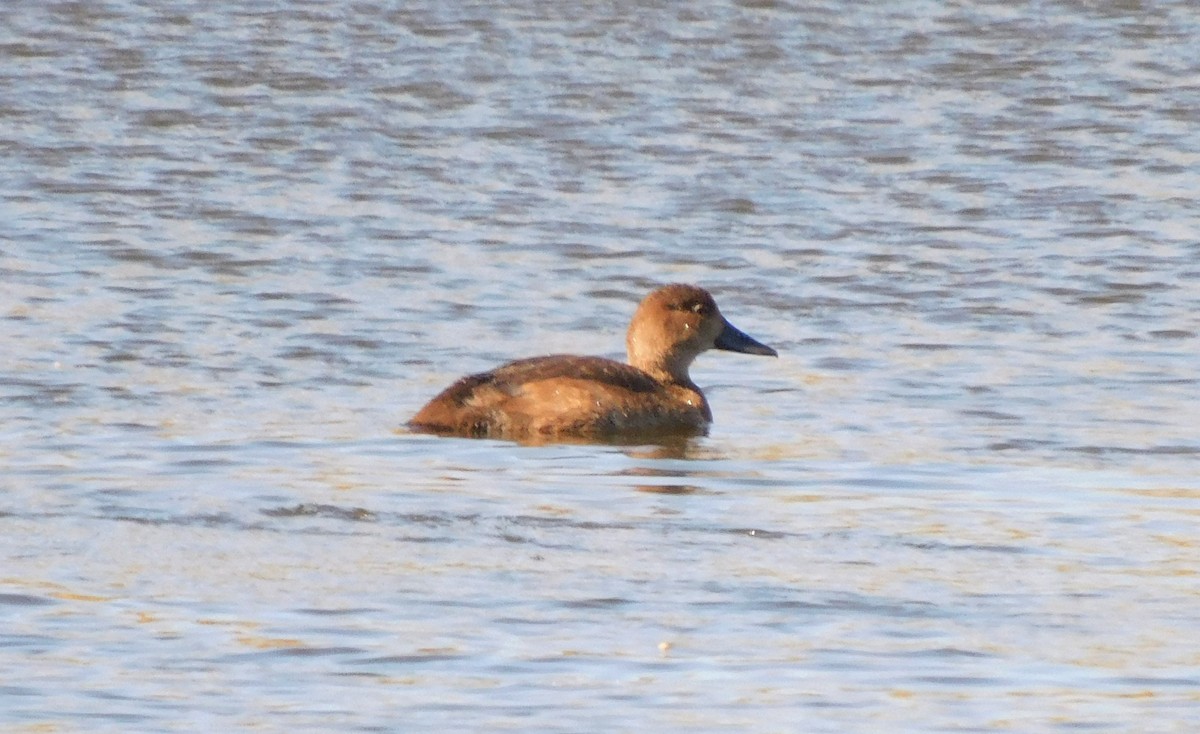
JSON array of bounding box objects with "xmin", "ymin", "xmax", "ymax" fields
[{"xmin": 714, "ymin": 321, "xmax": 777, "ymax": 357}]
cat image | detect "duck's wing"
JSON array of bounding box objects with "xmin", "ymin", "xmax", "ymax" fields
[
  {"xmin": 485, "ymin": 355, "xmax": 660, "ymax": 395},
  {"xmin": 409, "ymin": 355, "xmax": 660, "ymax": 437}
]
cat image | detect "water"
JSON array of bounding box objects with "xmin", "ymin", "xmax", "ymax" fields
[{"xmin": 3, "ymin": 0, "xmax": 1199, "ymax": 731}]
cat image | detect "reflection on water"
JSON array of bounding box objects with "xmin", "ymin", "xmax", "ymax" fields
[
  {"xmin": 3, "ymin": 0, "xmax": 1200, "ymax": 731},
  {"xmin": 623, "ymin": 444, "xmax": 709, "ymax": 494}
]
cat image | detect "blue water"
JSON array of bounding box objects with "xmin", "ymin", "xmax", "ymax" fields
[{"xmin": 3, "ymin": 1, "xmax": 1199, "ymax": 731}]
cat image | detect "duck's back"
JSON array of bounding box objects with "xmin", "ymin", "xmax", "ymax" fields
[{"xmin": 409, "ymin": 355, "xmax": 710, "ymax": 439}]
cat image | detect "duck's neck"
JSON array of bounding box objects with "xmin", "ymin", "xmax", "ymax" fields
[{"xmin": 628, "ymin": 348, "xmax": 696, "ymax": 388}]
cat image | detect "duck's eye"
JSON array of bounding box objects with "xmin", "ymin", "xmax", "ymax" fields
[{"xmin": 670, "ymin": 299, "xmax": 710, "ymax": 314}]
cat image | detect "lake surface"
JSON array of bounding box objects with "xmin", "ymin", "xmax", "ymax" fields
[{"xmin": 3, "ymin": 1, "xmax": 1199, "ymax": 731}]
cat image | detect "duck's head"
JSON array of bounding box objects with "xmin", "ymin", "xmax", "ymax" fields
[{"xmin": 626, "ymin": 284, "xmax": 777, "ymax": 383}]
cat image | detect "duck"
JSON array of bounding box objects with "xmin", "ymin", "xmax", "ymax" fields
[{"xmin": 409, "ymin": 284, "xmax": 777, "ymax": 441}]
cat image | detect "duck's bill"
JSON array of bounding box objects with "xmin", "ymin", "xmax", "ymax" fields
[{"xmin": 714, "ymin": 321, "xmax": 778, "ymax": 357}]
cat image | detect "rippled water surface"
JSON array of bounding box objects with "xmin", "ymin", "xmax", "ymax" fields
[{"xmin": 3, "ymin": 1, "xmax": 1199, "ymax": 731}]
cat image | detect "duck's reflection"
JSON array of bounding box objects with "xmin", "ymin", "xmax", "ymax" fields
[
  {"xmin": 620, "ymin": 434, "xmax": 698, "ymax": 460},
  {"xmin": 403, "ymin": 429, "xmax": 723, "ymax": 494},
  {"xmin": 630, "ymin": 478, "xmax": 701, "ymax": 495},
  {"xmin": 619, "ymin": 436, "xmax": 712, "ymax": 494}
]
